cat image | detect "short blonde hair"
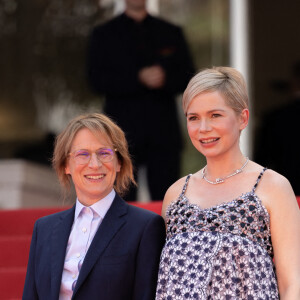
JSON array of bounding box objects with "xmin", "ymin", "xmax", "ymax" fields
[
  {"xmin": 52, "ymin": 113, "xmax": 135, "ymax": 197},
  {"xmin": 182, "ymin": 66, "xmax": 249, "ymax": 115}
]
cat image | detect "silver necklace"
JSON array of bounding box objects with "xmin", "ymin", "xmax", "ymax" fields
[{"xmin": 202, "ymin": 157, "xmax": 249, "ymax": 185}]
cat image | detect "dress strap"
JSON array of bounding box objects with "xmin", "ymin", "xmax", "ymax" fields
[
  {"xmin": 180, "ymin": 174, "xmax": 192, "ymax": 196},
  {"xmin": 251, "ymin": 167, "xmax": 267, "ymax": 193}
]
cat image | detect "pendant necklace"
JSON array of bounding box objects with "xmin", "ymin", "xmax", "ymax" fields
[{"xmin": 202, "ymin": 157, "xmax": 249, "ymax": 185}]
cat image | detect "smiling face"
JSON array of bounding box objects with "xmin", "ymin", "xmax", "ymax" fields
[
  {"xmin": 65, "ymin": 128, "xmax": 121, "ymax": 206},
  {"xmin": 186, "ymin": 91, "xmax": 248, "ymax": 159}
]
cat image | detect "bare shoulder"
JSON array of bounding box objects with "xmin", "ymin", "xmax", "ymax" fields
[
  {"xmin": 257, "ymin": 167, "xmax": 297, "ymax": 212},
  {"xmin": 262, "ymin": 168, "xmax": 293, "ymax": 194},
  {"xmin": 161, "ymin": 175, "xmax": 189, "ymax": 219},
  {"xmin": 249, "ymin": 161, "xmax": 292, "ymax": 193}
]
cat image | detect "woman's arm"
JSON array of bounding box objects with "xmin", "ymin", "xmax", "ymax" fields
[{"xmin": 264, "ymin": 172, "xmax": 300, "ymax": 299}]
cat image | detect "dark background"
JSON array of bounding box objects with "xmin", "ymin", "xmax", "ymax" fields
[{"xmin": 1, "ymin": 0, "xmax": 300, "ymax": 176}]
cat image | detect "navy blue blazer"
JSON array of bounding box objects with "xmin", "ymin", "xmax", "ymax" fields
[{"xmin": 22, "ymin": 194, "xmax": 166, "ymax": 300}]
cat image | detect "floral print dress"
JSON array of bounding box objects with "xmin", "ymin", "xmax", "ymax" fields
[{"xmin": 156, "ymin": 168, "xmax": 279, "ymax": 300}]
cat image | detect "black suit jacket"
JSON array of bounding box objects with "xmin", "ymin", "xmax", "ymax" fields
[
  {"xmin": 254, "ymin": 98, "xmax": 300, "ymax": 195},
  {"xmin": 22, "ymin": 194, "xmax": 166, "ymax": 300},
  {"xmin": 87, "ymin": 13, "xmax": 195, "ymax": 149}
]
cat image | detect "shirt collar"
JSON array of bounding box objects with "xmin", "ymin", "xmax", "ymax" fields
[{"xmin": 74, "ymin": 189, "xmax": 116, "ymax": 220}]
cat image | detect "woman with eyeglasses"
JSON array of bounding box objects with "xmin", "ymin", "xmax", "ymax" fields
[
  {"xmin": 156, "ymin": 67, "xmax": 300, "ymax": 299},
  {"xmin": 23, "ymin": 113, "xmax": 166, "ymax": 300}
]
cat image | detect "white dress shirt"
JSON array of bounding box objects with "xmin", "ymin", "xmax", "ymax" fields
[{"xmin": 59, "ymin": 189, "xmax": 115, "ymax": 300}]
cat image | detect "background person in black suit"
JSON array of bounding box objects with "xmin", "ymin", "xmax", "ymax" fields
[
  {"xmin": 23, "ymin": 113, "xmax": 166, "ymax": 300},
  {"xmin": 255, "ymin": 61, "xmax": 300, "ymax": 195},
  {"xmin": 87, "ymin": 0, "xmax": 195, "ymax": 201}
]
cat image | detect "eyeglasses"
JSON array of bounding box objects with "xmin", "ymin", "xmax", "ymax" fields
[{"xmin": 69, "ymin": 148, "xmax": 117, "ymax": 165}]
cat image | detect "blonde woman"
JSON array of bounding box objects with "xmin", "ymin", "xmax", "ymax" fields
[{"xmin": 156, "ymin": 67, "xmax": 300, "ymax": 299}]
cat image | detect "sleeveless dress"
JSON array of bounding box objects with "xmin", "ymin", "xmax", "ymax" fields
[{"xmin": 156, "ymin": 168, "xmax": 279, "ymax": 299}]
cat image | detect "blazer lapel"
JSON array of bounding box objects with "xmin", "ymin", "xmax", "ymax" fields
[
  {"xmin": 51, "ymin": 206, "xmax": 75, "ymax": 300},
  {"xmin": 73, "ymin": 194, "xmax": 128, "ymax": 296}
]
